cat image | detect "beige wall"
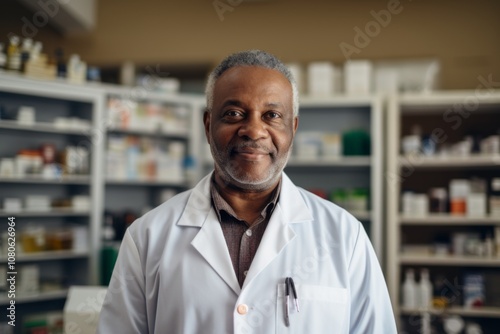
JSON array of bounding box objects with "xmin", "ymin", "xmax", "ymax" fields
[{"xmin": 1, "ymin": 0, "xmax": 499, "ymax": 89}]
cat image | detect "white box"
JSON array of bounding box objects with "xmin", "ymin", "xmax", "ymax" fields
[
  {"xmin": 467, "ymin": 194, "xmax": 487, "ymax": 217},
  {"xmin": 286, "ymin": 63, "xmax": 305, "ymax": 95},
  {"xmin": 373, "ymin": 58, "xmax": 440, "ymax": 93},
  {"xmin": 64, "ymin": 286, "xmax": 108, "ymax": 334},
  {"xmin": 72, "ymin": 195, "xmax": 91, "ymax": 211},
  {"xmin": 25, "ymin": 195, "xmax": 51, "ymax": 212},
  {"xmin": 3, "ymin": 198, "xmax": 22, "ymax": 212},
  {"xmin": 374, "ymin": 68, "xmax": 398, "ymax": 94},
  {"xmin": 71, "ymin": 225, "xmax": 89, "ymax": 252},
  {"xmin": 307, "ymin": 62, "xmax": 338, "ymax": 96},
  {"xmin": 18, "ymin": 265, "xmax": 39, "ymax": 296},
  {"xmin": 322, "ymin": 133, "xmax": 342, "ymax": 158},
  {"xmin": 344, "ymin": 60, "xmax": 373, "ymax": 95},
  {"xmin": 295, "ymin": 132, "xmax": 323, "ymax": 159}
]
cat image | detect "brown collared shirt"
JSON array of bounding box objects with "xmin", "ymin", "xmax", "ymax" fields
[{"xmin": 210, "ymin": 177, "xmax": 281, "ymax": 287}]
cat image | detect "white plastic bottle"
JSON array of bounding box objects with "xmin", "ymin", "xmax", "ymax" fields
[
  {"xmin": 418, "ymin": 268, "xmax": 433, "ymax": 309},
  {"xmin": 402, "ymin": 268, "xmax": 417, "ymax": 309}
]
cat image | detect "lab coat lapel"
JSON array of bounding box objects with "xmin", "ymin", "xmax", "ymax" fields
[
  {"xmin": 242, "ymin": 173, "xmax": 313, "ymax": 289},
  {"xmin": 177, "ymin": 174, "xmax": 241, "ymax": 295}
]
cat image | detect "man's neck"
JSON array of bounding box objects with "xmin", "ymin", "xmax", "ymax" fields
[{"xmin": 213, "ymin": 174, "xmax": 280, "ymax": 224}]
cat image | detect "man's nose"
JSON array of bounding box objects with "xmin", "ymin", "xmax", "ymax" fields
[{"xmin": 237, "ymin": 115, "xmax": 269, "ymax": 140}]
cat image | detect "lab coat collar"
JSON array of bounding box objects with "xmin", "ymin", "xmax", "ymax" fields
[
  {"xmin": 177, "ymin": 172, "xmax": 313, "ymax": 295},
  {"xmin": 177, "ymin": 172, "xmax": 312, "ymax": 227}
]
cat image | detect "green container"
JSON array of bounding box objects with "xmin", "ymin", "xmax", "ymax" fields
[
  {"xmin": 342, "ymin": 130, "xmax": 370, "ymax": 156},
  {"xmin": 101, "ymin": 244, "xmax": 120, "ymax": 286}
]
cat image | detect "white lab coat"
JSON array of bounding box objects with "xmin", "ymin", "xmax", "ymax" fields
[{"xmin": 97, "ymin": 172, "xmax": 397, "ymax": 334}]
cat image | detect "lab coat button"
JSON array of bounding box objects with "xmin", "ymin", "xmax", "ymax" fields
[
  {"xmin": 245, "ymin": 229, "xmax": 252, "ymax": 237},
  {"xmin": 237, "ymin": 304, "xmax": 248, "ymax": 315}
]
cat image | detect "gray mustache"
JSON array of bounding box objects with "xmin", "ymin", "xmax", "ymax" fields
[{"xmin": 232, "ymin": 142, "xmax": 271, "ymax": 154}]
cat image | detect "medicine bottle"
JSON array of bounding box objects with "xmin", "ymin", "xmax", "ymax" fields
[
  {"xmin": 449, "ymin": 179, "xmax": 469, "ymax": 215},
  {"xmin": 6, "ymin": 35, "xmax": 21, "ymax": 71},
  {"xmin": 429, "ymin": 188, "xmax": 447, "ymax": 213},
  {"xmin": 402, "ymin": 268, "xmax": 417, "ymax": 308}
]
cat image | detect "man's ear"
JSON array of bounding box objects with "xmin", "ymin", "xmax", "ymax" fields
[
  {"xmin": 203, "ymin": 109, "xmax": 211, "ymax": 143},
  {"xmin": 292, "ymin": 116, "xmax": 299, "ymax": 136}
]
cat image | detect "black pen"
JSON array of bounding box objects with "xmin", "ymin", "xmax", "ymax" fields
[
  {"xmin": 285, "ymin": 277, "xmax": 290, "ymax": 327},
  {"xmin": 289, "ymin": 277, "xmax": 299, "ymax": 312}
]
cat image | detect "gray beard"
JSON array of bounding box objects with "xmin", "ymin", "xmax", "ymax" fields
[{"xmin": 210, "ymin": 142, "xmax": 291, "ymax": 192}]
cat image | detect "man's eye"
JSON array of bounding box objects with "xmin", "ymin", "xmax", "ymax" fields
[
  {"xmin": 265, "ymin": 111, "xmax": 281, "ymax": 119},
  {"xmin": 224, "ymin": 110, "xmax": 242, "ymax": 117}
]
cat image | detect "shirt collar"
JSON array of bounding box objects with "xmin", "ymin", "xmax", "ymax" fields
[{"xmin": 210, "ymin": 175, "xmax": 282, "ymax": 225}]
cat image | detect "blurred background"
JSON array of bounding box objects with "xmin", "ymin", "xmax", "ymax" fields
[
  {"xmin": 0, "ymin": 0, "xmax": 499, "ymax": 333},
  {"xmin": 1, "ymin": 0, "xmax": 500, "ymax": 90}
]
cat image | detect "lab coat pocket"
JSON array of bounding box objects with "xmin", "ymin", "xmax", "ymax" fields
[{"xmin": 276, "ymin": 284, "xmax": 348, "ymax": 333}]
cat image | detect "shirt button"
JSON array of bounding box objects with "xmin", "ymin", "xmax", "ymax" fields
[
  {"xmin": 245, "ymin": 229, "xmax": 252, "ymax": 237},
  {"xmin": 243, "ymin": 270, "xmax": 248, "ymax": 276},
  {"xmin": 237, "ymin": 304, "xmax": 248, "ymax": 315}
]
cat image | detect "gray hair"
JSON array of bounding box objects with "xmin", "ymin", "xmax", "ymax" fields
[{"xmin": 205, "ymin": 50, "xmax": 299, "ymax": 116}]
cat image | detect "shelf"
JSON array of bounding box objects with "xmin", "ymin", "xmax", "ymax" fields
[
  {"xmin": 400, "ymin": 306, "xmax": 500, "ymax": 318},
  {"xmin": 287, "ymin": 156, "xmax": 371, "ymax": 167},
  {"xmin": 400, "ymin": 214, "xmax": 500, "ymax": 225},
  {"xmin": 0, "ymin": 208, "xmax": 90, "ymax": 217},
  {"xmin": 396, "ymin": 91, "xmax": 500, "ymax": 112},
  {"xmin": 105, "ymin": 179, "xmax": 187, "ymax": 187},
  {"xmin": 299, "ymin": 95, "xmax": 378, "ymax": 108},
  {"xmin": 0, "ymin": 175, "xmax": 91, "ymax": 185},
  {"xmin": 0, "ymin": 120, "xmax": 91, "ymax": 135},
  {"xmin": 107, "ymin": 127, "xmax": 189, "ymax": 139},
  {"xmin": 0, "ymin": 250, "xmax": 89, "ymax": 263},
  {"xmin": 399, "ymin": 254, "xmax": 500, "ymax": 266},
  {"xmin": 398, "ymin": 154, "xmax": 500, "ymax": 168},
  {"xmin": 0, "ymin": 289, "xmax": 68, "ymax": 305}
]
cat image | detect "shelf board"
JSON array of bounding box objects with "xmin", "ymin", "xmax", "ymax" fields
[
  {"xmin": 0, "ymin": 250, "xmax": 89, "ymax": 263},
  {"xmin": 0, "ymin": 175, "xmax": 91, "ymax": 185},
  {"xmin": 299, "ymin": 95, "xmax": 377, "ymax": 108},
  {"xmin": 0, "ymin": 208, "xmax": 90, "ymax": 217},
  {"xmin": 397, "ymin": 91, "xmax": 500, "ymax": 111},
  {"xmin": 400, "ymin": 306, "xmax": 500, "ymax": 318},
  {"xmin": 107, "ymin": 127, "xmax": 189, "ymax": 138},
  {"xmin": 399, "ymin": 254, "xmax": 500, "ymax": 266},
  {"xmin": 399, "ymin": 154, "xmax": 500, "ymax": 168},
  {"xmin": 0, "ymin": 289, "xmax": 68, "ymax": 305},
  {"xmin": 287, "ymin": 156, "xmax": 371, "ymax": 167},
  {"xmin": 400, "ymin": 214, "xmax": 500, "ymax": 225},
  {"xmin": 105, "ymin": 178, "xmax": 187, "ymax": 187},
  {"xmin": 0, "ymin": 120, "xmax": 91, "ymax": 135}
]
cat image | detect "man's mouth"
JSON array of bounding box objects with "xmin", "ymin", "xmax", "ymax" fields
[{"xmin": 232, "ymin": 145, "xmax": 270, "ymax": 161}]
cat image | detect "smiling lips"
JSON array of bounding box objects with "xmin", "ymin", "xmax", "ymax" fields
[{"xmin": 232, "ymin": 145, "xmax": 270, "ymax": 161}]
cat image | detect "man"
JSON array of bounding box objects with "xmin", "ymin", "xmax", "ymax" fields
[{"xmin": 97, "ymin": 50, "xmax": 397, "ymax": 333}]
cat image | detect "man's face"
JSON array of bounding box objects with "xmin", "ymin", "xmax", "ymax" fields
[{"xmin": 204, "ymin": 66, "xmax": 298, "ymax": 191}]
